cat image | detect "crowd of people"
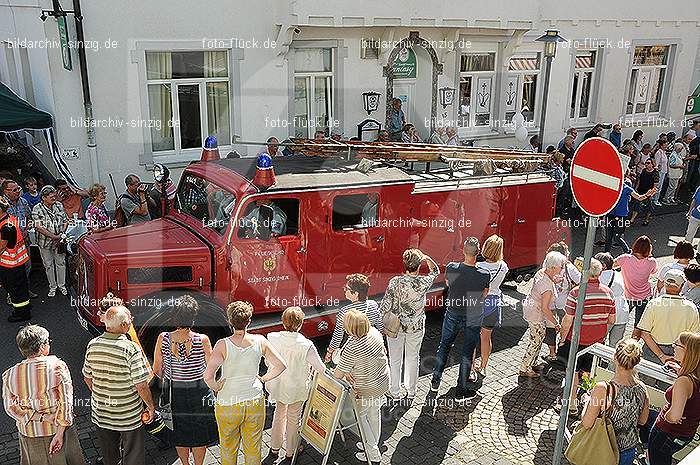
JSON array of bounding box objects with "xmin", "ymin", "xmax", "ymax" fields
[
  {"xmin": 551, "ymin": 121, "xmax": 700, "ymax": 229},
  {"xmin": 0, "ymin": 173, "xmax": 92, "ymax": 323},
  {"xmin": 0, "ymin": 171, "xmax": 174, "ymax": 325},
  {"xmin": 2, "ymin": 123, "xmax": 700, "ymax": 465},
  {"xmin": 519, "ymin": 234, "xmax": 700, "ymax": 465},
  {"xmin": 3, "ymin": 227, "xmax": 697, "ymax": 465}
]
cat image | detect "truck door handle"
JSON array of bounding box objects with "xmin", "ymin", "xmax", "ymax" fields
[
  {"xmin": 490, "ymin": 222, "xmax": 498, "ymax": 228},
  {"xmin": 297, "ymin": 246, "xmax": 306, "ymax": 253},
  {"xmin": 375, "ymin": 235, "xmax": 385, "ymax": 242},
  {"xmin": 517, "ymin": 218, "xmax": 526, "ymax": 224}
]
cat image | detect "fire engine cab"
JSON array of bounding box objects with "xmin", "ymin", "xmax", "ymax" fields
[{"xmin": 73, "ymin": 139, "xmax": 569, "ymax": 352}]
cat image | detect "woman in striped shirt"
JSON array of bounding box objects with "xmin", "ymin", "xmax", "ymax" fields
[
  {"xmin": 152, "ymin": 295, "xmax": 218, "ymax": 465},
  {"xmin": 325, "ymin": 273, "xmax": 383, "ymax": 363},
  {"xmin": 334, "ymin": 310, "xmax": 390, "ymax": 463},
  {"xmin": 2, "ymin": 325, "xmax": 85, "ymax": 465}
]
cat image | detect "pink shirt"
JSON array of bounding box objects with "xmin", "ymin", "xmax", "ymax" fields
[
  {"xmin": 616, "ymin": 254, "xmax": 657, "ymax": 300},
  {"xmin": 522, "ymin": 270, "xmax": 557, "ymax": 323}
]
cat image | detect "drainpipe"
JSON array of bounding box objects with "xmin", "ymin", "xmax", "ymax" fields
[{"xmin": 71, "ymin": 0, "xmax": 99, "ymax": 183}]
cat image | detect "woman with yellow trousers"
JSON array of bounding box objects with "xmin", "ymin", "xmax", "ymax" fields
[{"xmin": 204, "ymin": 301, "xmax": 286, "ymax": 465}]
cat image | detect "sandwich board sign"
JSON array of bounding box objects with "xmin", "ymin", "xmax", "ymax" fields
[{"xmin": 292, "ymin": 371, "xmax": 370, "ymax": 465}]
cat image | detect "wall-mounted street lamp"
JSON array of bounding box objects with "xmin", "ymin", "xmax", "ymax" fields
[
  {"xmin": 439, "ymin": 86, "xmax": 455, "ymax": 109},
  {"xmin": 362, "ymin": 91, "xmax": 381, "ymax": 115},
  {"xmin": 537, "ymin": 29, "xmax": 565, "ymax": 58},
  {"xmin": 535, "ymin": 30, "xmax": 566, "ymax": 151}
]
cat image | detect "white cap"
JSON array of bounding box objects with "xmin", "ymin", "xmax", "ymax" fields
[{"xmin": 664, "ymin": 269, "xmax": 686, "ymax": 288}]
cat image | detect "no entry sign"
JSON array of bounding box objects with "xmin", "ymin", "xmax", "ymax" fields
[{"xmin": 570, "ymin": 137, "xmax": 624, "ymax": 217}]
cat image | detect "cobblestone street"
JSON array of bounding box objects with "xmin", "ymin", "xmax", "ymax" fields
[
  {"xmin": 0, "ymin": 298, "xmax": 574, "ymax": 465},
  {"xmin": 0, "ymin": 213, "xmax": 684, "ymax": 465}
]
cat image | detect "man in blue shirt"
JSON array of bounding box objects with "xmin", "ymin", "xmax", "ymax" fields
[
  {"xmin": 387, "ymin": 98, "xmax": 406, "ymax": 142},
  {"xmin": 605, "ymin": 179, "xmax": 655, "ymax": 253},
  {"xmin": 431, "ymin": 237, "xmax": 489, "ymax": 403},
  {"xmin": 609, "ymin": 124, "xmax": 622, "ymax": 149}
]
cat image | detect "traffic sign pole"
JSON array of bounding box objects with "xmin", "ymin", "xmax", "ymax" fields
[
  {"xmin": 552, "ymin": 214, "xmax": 597, "ymax": 465},
  {"xmin": 552, "ymin": 137, "xmax": 624, "ymax": 465}
]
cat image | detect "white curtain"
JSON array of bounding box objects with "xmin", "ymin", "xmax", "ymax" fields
[
  {"xmin": 204, "ymin": 51, "xmax": 228, "ymax": 78},
  {"xmin": 207, "ymin": 82, "xmax": 230, "ymax": 144},
  {"xmin": 146, "ymin": 51, "xmax": 172, "ymax": 79}
]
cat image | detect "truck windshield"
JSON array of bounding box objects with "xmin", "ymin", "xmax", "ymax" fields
[{"xmin": 175, "ymin": 174, "xmax": 236, "ymax": 235}]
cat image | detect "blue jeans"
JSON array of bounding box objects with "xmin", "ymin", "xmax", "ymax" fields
[
  {"xmin": 648, "ymin": 424, "xmax": 694, "ymax": 465},
  {"xmin": 604, "ymin": 214, "xmax": 630, "ymax": 254},
  {"xmin": 619, "ymin": 447, "xmax": 636, "ymax": 465},
  {"xmin": 431, "ymin": 311, "xmax": 480, "ymax": 393}
]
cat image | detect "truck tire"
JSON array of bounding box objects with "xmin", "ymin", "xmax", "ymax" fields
[{"xmin": 129, "ymin": 290, "xmax": 230, "ymax": 358}]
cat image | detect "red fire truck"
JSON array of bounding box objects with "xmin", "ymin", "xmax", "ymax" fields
[{"xmin": 73, "ymin": 141, "xmax": 569, "ymax": 351}]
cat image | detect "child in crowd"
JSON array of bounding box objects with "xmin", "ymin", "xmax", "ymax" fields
[
  {"xmin": 265, "ymin": 307, "xmax": 326, "ymax": 464},
  {"xmin": 21, "ymin": 176, "xmax": 41, "ymax": 209}
]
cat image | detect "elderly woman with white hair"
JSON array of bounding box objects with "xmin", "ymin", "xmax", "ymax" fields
[
  {"xmin": 2, "ymin": 325, "xmax": 86, "ymax": 465},
  {"xmin": 519, "ymin": 251, "xmax": 567, "ymax": 378},
  {"xmin": 558, "ymin": 257, "xmax": 617, "ymax": 416}
]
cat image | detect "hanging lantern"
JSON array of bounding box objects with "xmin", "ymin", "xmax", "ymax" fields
[
  {"xmin": 439, "ymin": 86, "xmax": 455, "ymax": 109},
  {"xmin": 362, "ymin": 91, "xmax": 381, "ymax": 115}
]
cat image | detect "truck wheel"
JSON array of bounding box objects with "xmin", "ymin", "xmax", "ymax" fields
[{"xmin": 129, "ymin": 290, "xmax": 230, "ymax": 358}]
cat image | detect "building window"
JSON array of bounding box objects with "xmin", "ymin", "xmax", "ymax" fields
[
  {"xmin": 145, "ymin": 50, "xmax": 230, "ymax": 154},
  {"xmin": 570, "ymin": 51, "xmax": 597, "ymax": 122},
  {"xmin": 294, "ymin": 48, "xmax": 334, "ymax": 138},
  {"xmin": 505, "ymin": 55, "xmax": 541, "ymax": 124},
  {"xmin": 626, "ymin": 46, "xmax": 669, "ymax": 116},
  {"xmin": 458, "ymin": 53, "xmax": 496, "ymax": 128}
]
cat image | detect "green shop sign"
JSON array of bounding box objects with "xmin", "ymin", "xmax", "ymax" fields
[
  {"xmin": 57, "ymin": 16, "xmax": 72, "ymax": 71},
  {"xmin": 686, "ymin": 83, "xmax": 700, "ymax": 115},
  {"xmin": 392, "ymin": 48, "xmax": 416, "ymax": 79}
]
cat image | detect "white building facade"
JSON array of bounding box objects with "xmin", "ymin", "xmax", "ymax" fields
[{"xmin": 1, "ymin": 0, "xmax": 699, "ymax": 188}]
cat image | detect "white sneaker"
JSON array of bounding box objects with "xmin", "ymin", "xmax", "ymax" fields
[
  {"xmin": 59, "ymin": 287, "xmax": 68, "ymax": 296},
  {"xmin": 356, "ymin": 442, "xmax": 364, "ymax": 451},
  {"xmin": 47, "ymin": 288, "xmax": 56, "ymax": 298},
  {"xmin": 355, "ymin": 452, "xmax": 380, "ymax": 463}
]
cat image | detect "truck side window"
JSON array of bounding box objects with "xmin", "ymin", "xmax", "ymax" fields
[
  {"xmin": 332, "ymin": 193, "xmax": 378, "ymax": 230},
  {"xmin": 238, "ymin": 198, "xmax": 300, "ymax": 239}
]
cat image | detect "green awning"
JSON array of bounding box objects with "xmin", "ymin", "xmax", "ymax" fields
[
  {"xmin": 686, "ymin": 82, "xmax": 700, "ymax": 116},
  {"xmin": 0, "ymin": 82, "xmax": 53, "ymax": 132}
]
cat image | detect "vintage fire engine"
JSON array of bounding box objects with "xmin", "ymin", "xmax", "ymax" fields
[{"xmin": 72, "ymin": 138, "xmax": 569, "ymax": 351}]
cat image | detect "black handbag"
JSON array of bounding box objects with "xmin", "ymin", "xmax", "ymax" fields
[
  {"xmin": 56, "ymin": 240, "xmax": 67, "ymax": 254},
  {"xmin": 158, "ymin": 333, "xmax": 174, "ymax": 430}
]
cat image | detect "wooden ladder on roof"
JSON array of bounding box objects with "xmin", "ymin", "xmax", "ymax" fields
[
  {"xmin": 285, "ymin": 138, "xmax": 551, "ymax": 164},
  {"xmin": 282, "ymin": 138, "xmax": 552, "ymax": 177}
]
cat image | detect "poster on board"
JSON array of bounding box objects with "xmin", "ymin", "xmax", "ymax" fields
[{"xmin": 300, "ymin": 372, "xmax": 347, "ymax": 454}]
